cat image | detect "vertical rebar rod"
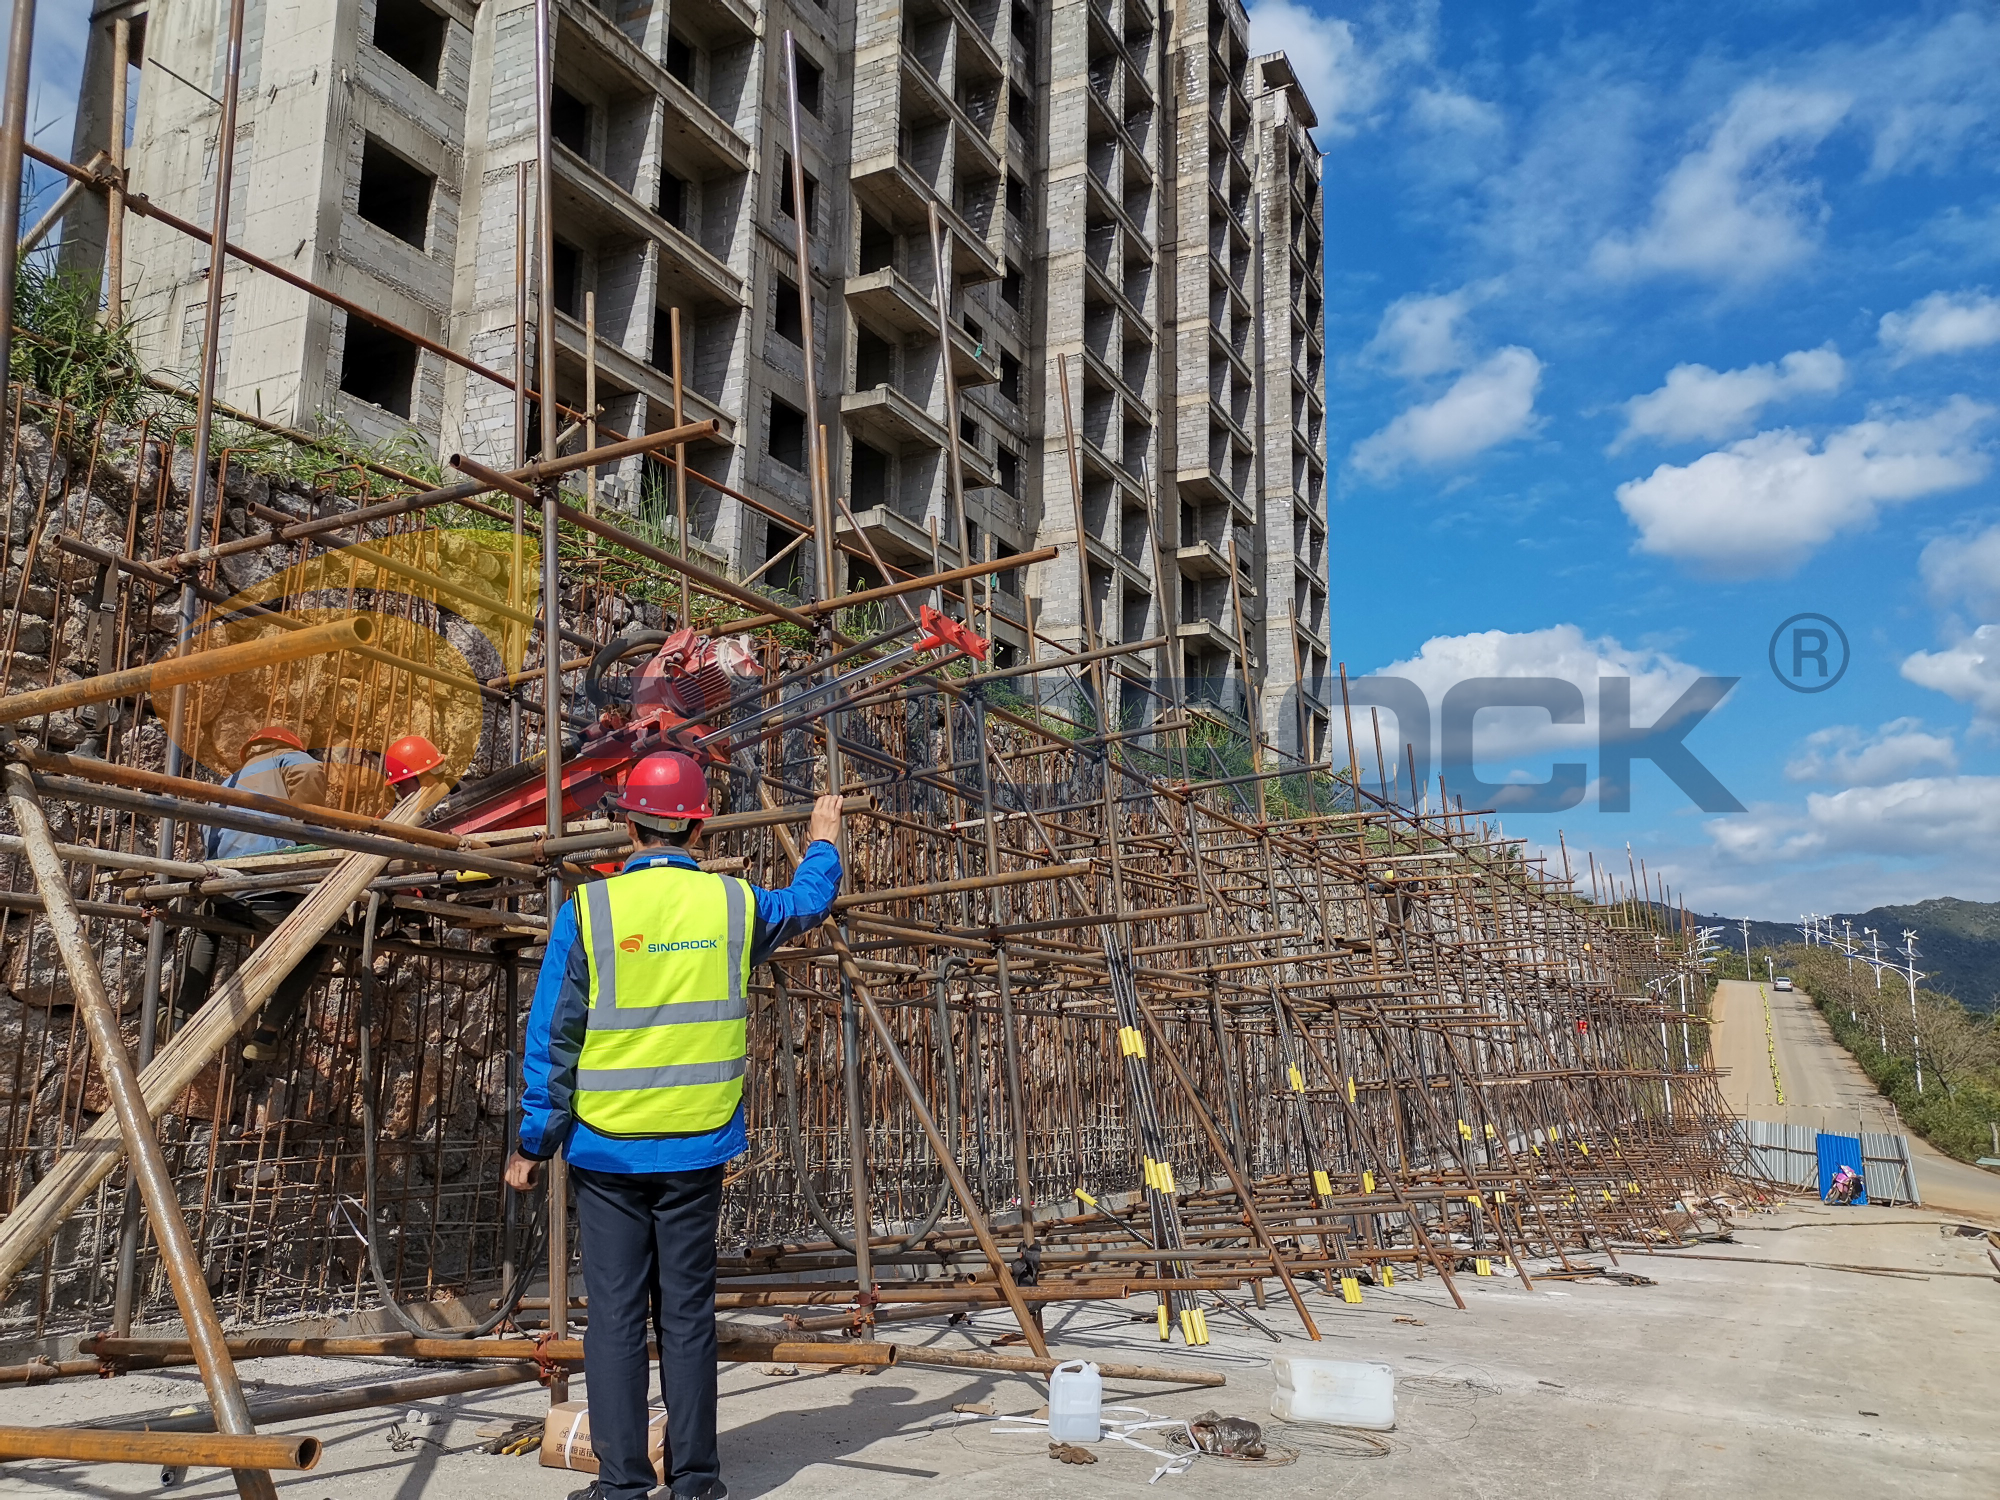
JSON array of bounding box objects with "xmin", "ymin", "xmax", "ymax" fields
[
  {"xmin": 782, "ymin": 27, "xmax": 870, "ymax": 1298},
  {"xmin": 670, "ymin": 303, "xmax": 688, "ymax": 622},
  {"xmin": 583, "ymin": 289, "xmax": 597, "ymax": 527},
  {"xmin": 532, "ymin": 0, "xmax": 570, "ymax": 1403},
  {"xmin": 0, "ymin": 0, "xmax": 35, "ymax": 387},
  {"xmin": 926, "ymin": 203, "xmax": 971, "ymax": 583},
  {"xmin": 510, "ymin": 161, "xmax": 529, "ymax": 761},
  {"xmin": 104, "ymin": 16, "xmax": 129, "ymax": 326}
]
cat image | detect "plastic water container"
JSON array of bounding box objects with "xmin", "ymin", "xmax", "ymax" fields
[
  {"xmin": 1047, "ymin": 1359, "xmax": 1103, "ymax": 1442},
  {"xmin": 1270, "ymin": 1355, "xmax": 1396, "ymax": 1430}
]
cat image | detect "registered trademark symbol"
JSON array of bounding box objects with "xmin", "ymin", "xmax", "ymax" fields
[{"xmin": 1768, "ymin": 613, "xmax": 1849, "ymax": 694}]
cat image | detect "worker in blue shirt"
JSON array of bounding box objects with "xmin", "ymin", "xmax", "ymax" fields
[
  {"xmin": 507, "ymin": 751, "xmax": 844, "ymax": 1500},
  {"xmin": 174, "ymin": 724, "xmax": 333, "ymax": 1064}
]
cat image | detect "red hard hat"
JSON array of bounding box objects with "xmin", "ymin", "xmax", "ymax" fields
[
  {"xmin": 385, "ymin": 734, "xmax": 445, "ymax": 786},
  {"xmin": 243, "ymin": 725, "xmax": 305, "ymax": 760},
  {"xmin": 615, "ymin": 751, "xmax": 713, "ymax": 821}
]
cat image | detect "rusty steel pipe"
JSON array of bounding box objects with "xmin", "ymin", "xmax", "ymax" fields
[
  {"xmin": 96, "ymin": 1364, "xmax": 543, "ymax": 1434},
  {"xmin": 0, "ymin": 1427, "xmax": 319, "ymax": 1471},
  {"xmin": 2, "ymin": 766, "xmax": 275, "ymax": 1494},
  {"xmin": 0, "ymin": 616, "xmax": 374, "ymax": 725},
  {"xmin": 832, "ymin": 861, "xmax": 1092, "ymax": 912},
  {"xmin": 21, "ymin": 749, "xmax": 467, "ymax": 853}
]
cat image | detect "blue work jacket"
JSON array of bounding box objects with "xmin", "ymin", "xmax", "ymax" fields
[{"xmin": 517, "ymin": 841, "xmax": 842, "ymax": 1172}]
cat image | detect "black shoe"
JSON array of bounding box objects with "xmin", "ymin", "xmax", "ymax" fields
[{"xmin": 659, "ymin": 1485, "xmax": 728, "ymax": 1500}]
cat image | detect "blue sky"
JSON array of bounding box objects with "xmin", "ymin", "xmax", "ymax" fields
[
  {"xmin": 1250, "ymin": 0, "xmax": 2000, "ymax": 920},
  {"xmin": 9, "ymin": 4, "xmax": 1997, "ymax": 921}
]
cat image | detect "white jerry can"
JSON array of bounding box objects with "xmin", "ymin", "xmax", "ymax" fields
[
  {"xmin": 1270, "ymin": 1355, "xmax": 1396, "ymax": 1429},
  {"xmin": 1046, "ymin": 1359, "xmax": 1104, "ymax": 1442}
]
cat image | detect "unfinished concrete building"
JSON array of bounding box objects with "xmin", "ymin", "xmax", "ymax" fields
[{"xmin": 71, "ymin": 0, "xmax": 1329, "ymax": 758}]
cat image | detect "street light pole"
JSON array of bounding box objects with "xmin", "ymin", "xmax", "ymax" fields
[{"xmin": 1902, "ymin": 930, "xmax": 1923, "ymax": 1095}]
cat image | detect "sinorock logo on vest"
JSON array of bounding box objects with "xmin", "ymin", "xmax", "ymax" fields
[{"xmin": 616, "ymin": 933, "xmax": 721, "ymax": 955}]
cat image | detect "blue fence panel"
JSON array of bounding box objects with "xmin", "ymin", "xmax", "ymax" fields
[{"xmin": 1816, "ymin": 1132, "xmax": 1867, "ymax": 1204}]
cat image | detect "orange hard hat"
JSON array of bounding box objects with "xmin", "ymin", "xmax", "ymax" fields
[
  {"xmin": 385, "ymin": 734, "xmax": 445, "ymax": 786},
  {"xmin": 243, "ymin": 725, "xmax": 305, "ymax": 761},
  {"xmin": 615, "ymin": 751, "xmax": 713, "ymax": 822}
]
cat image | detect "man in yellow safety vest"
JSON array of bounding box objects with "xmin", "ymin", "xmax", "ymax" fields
[{"xmin": 506, "ymin": 751, "xmax": 843, "ymax": 1500}]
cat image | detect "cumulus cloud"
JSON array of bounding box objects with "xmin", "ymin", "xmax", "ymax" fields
[
  {"xmin": 1362, "ymin": 287, "xmax": 1481, "ymax": 377},
  {"xmin": 1902, "ymin": 623, "xmax": 2000, "ymax": 721},
  {"xmin": 1784, "ymin": 718, "xmax": 1956, "ymax": 785},
  {"xmin": 1373, "ymin": 623, "xmax": 1706, "ymax": 761},
  {"xmin": 1612, "ymin": 345, "xmax": 1844, "ymax": 450},
  {"xmin": 1350, "ymin": 347, "xmax": 1542, "ymax": 478},
  {"xmin": 1709, "ymin": 776, "xmax": 2000, "ymax": 862},
  {"xmin": 1919, "ymin": 525, "xmax": 2000, "ymax": 621},
  {"xmin": 1245, "ymin": 0, "xmax": 1413, "ymax": 139},
  {"xmin": 1614, "ymin": 398, "xmax": 1993, "ymax": 576},
  {"xmin": 1591, "ymin": 85, "xmax": 1849, "ymax": 285},
  {"xmin": 1879, "ymin": 290, "xmax": 2000, "ymax": 363}
]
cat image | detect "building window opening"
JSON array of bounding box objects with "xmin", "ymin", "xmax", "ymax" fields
[
  {"xmin": 551, "ymin": 84, "xmax": 590, "ymax": 156},
  {"xmin": 851, "ymin": 439, "xmax": 889, "ymax": 507},
  {"xmin": 768, "ymin": 398, "xmax": 807, "ymax": 470},
  {"xmin": 356, "ymin": 136, "xmax": 434, "ymax": 249},
  {"xmin": 659, "ymin": 170, "xmax": 688, "ymax": 229},
  {"xmin": 859, "ymin": 211, "xmax": 894, "ymax": 274},
  {"xmin": 552, "ymin": 239, "xmax": 581, "ymax": 318},
  {"xmin": 665, "ymin": 34, "xmax": 695, "ymax": 86},
  {"xmin": 774, "ymin": 274, "xmax": 802, "ymax": 344},
  {"xmin": 778, "ymin": 154, "xmax": 819, "ymax": 233},
  {"xmin": 340, "ymin": 319, "xmax": 419, "ymax": 419},
  {"xmin": 856, "ymin": 328, "xmax": 894, "ymax": 388},
  {"xmin": 793, "ymin": 52, "xmax": 823, "ymax": 117},
  {"xmin": 373, "ymin": 0, "xmax": 447, "ymax": 89}
]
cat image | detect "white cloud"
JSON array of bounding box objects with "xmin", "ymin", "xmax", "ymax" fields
[
  {"xmin": 1710, "ymin": 776, "xmax": 2000, "ymax": 862},
  {"xmin": 1246, "ymin": 0, "xmax": 1400, "ymax": 139},
  {"xmin": 1363, "ymin": 287, "xmax": 1480, "ymax": 377},
  {"xmin": 1919, "ymin": 525, "xmax": 2000, "ymax": 621},
  {"xmin": 1784, "ymin": 718, "xmax": 1956, "ymax": 785},
  {"xmin": 1612, "ymin": 345, "xmax": 1844, "ymax": 450},
  {"xmin": 1902, "ymin": 623, "xmax": 2000, "ymax": 721},
  {"xmin": 1410, "ymin": 85, "xmax": 1504, "ymax": 139},
  {"xmin": 1879, "ymin": 290, "xmax": 2000, "ymax": 363},
  {"xmin": 1350, "ymin": 347, "xmax": 1542, "ymax": 478},
  {"xmin": 1590, "ymin": 85, "xmax": 1849, "ymax": 285},
  {"xmin": 1373, "ymin": 623, "xmax": 1705, "ymax": 761},
  {"xmin": 1614, "ymin": 398, "xmax": 1993, "ymax": 576}
]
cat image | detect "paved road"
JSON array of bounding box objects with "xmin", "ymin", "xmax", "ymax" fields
[{"xmin": 1709, "ymin": 977, "xmax": 2000, "ymax": 1222}]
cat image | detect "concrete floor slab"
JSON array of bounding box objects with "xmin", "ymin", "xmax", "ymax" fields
[{"xmin": 3, "ymin": 1206, "xmax": 1993, "ymax": 1499}]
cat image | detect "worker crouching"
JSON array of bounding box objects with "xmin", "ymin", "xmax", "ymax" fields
[{"xmin": 506, "ymin": 751, "xmax": 845, "ymax": 1500}]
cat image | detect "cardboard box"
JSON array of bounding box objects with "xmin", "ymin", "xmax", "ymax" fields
[{"xmin": 539, "ymin": 1399, "xmax": 667, "ymax": 1483}]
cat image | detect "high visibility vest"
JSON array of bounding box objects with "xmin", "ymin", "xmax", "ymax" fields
[{"xmin": 572, "ymin": 866, "xmax": 754, "ymax": 1137}]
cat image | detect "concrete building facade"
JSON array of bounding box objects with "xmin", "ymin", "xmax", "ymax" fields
[{"xmin": 71, "ymin": 0, "xmax": 1330, "ymax": 758}]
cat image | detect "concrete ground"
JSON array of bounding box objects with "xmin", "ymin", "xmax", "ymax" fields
[
  {"xmin": 1708, "ymin": 978, "xmax": 2000, "ymax": 1223},
  {"xmin": 3, "ymin": 1203, "xmax": 1995, "ymax": 1500}
]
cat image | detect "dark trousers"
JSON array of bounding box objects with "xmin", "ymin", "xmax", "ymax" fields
[
  {"xmin": 172, "ymin": 894, "xmax": 329, "ymax": 1035},
  {"xmin": 574, "ymin": 1163, "xmax": 726, "ymax": 1499}
]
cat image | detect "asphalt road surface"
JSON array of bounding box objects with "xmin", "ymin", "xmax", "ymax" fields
[{"xmin": 1709, "ymin": 977, "xmax": 2000, "ymax": 1223}]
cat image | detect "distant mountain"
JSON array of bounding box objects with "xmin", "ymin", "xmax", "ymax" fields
[{"xmin": 1689, "ymin": 898, "xmax": 2000, "ymax": 1014}]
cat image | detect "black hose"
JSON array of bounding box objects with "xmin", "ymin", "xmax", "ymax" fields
[
  {"xmin": 356, "ymin": 892, "xmax": 543, "ymax": 1337},
  {"xmin": 776, "ymin": 962, "xmax": 960, "ymax": 1253}
]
